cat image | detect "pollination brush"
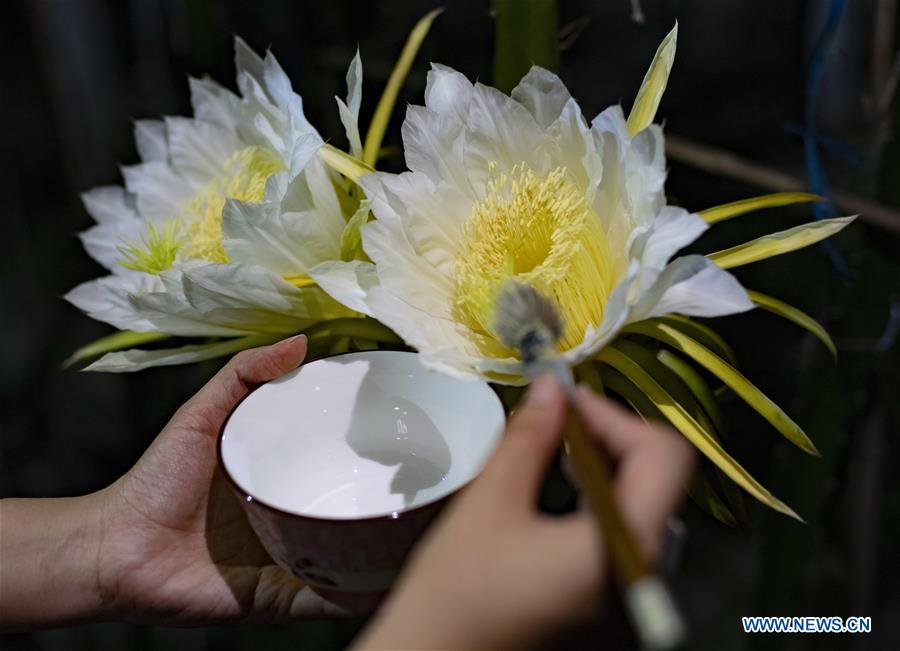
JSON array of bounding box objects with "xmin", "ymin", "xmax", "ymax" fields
[{"xmin": 494, "ymin": 280, "xmax": 686, "ymax": 651}]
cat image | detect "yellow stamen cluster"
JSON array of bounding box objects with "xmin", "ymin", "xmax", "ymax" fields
[
  {"xmin": 454, "ymin": 165, "xmax": 618, "ymax": 352},
  {"xmin": 119, "ymin": 146, "xmax": 285, "ymax": 273},
  {"xmin": 180, "ymin": 146, "xmax": 285, "ymax": 262},
  {"xmin": 118, "ymin": 221, "xmax": 183, "ymax": 274}
]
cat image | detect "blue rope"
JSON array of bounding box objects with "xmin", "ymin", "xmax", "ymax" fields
[{"xmin": 803, "ymin": 0, "xmax": 851, "ymax": 277}]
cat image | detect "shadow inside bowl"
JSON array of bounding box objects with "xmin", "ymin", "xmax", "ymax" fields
[{"xmin": 338, "ymin": 357, "xmax": 452, "ymax": 509}]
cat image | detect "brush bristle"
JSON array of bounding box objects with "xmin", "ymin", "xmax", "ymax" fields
[{"xmin": 493, "ymin": 281, "xmax": 563, "ymax": 359}]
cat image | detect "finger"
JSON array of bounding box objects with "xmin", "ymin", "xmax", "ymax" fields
[
  {"xmin": 174, "ymin": 335, "xmax": 308, "ymax": 432},
  {"xmin": 574, "ymin": 386, "xmax": 694, "ymax": 559},
  {"xmin": 478, "ymin": 374, "xmax": 566, "ymax": 503},
  {"xmin": 573, "ymin": 386, "xmax": 658, "ymax": 460}
]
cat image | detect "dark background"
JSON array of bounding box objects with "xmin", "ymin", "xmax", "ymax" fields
[{"xmin": 1, "ymin": 0, "xmax": 898, "ymax": 649}]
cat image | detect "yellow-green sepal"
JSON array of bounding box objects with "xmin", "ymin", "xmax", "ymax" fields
[
  {"xmin": 747, "ymin": 290, "xmax": 837, "ymax": 359},
  {"xmin": 625, "ymin": 320, "xmax": 821, "ymax": 457},
  {"xmin": 698, "ymin": 192, "xmax": 822, "ymax": 224},
  {"xmin": 362, "ymin": 9, "xmax": 442, "ymax": 166},
  {"xmin": 318, "ymin": 144, "xmax": 375, "ymax": 183},
  {"xmin": 304, "ymin": 317, "xmax": 402, "ymax": 345},
  {"xmin": 597, "ymin": 346, "xmax": 801, "ymax": 520},
  {"xmin": 627, "ymin": 22, "xmax": 677, "ymax": 137},
  {"xmin": 600, "ymin": 362, "xmax": 745, "ymax": 526},
  {"xmin": 340, "ymin": 202, "xmax": 373, "ymax": 262},
  {"xmin": 707, "ymin": 216, "xmax": 856, "ymax": 269},
  {"xmin": 66, "ymin": 330, "xmax": 170, "ymax": 367},
  {"xmin": 83, "ymin": 333, "xmax": 281, "ymax": 373},
  {"xmin": 688, "ymin": 473, "xmax": 739, "ymax": 526},
  {"xmin": 657, "ymin": 315, "xmax": 738, "ymax": 366},
  {"xmin": 611, "ymin": 339, "xmax": 719, "ymax": 437},
  {"xmin": 655, "ymin": 349, "xmax": 725, "ymax": 432}
]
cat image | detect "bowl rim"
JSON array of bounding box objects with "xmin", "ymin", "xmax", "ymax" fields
[{"xmin": 216, "ymin": 348, "xmax": 506, "ymax": 524}]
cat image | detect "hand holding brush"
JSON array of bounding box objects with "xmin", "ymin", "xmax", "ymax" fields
[
  {"xmin": 356, "ymin": 355, "xmax": 694, "ymax": 650},
  {"xmin": 494, "ymin": 281, "xmax": 688, "ymax": 650}
]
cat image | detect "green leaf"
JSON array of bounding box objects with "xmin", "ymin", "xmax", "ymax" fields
[
  {"xmin": 362, "ymin": 9, "xmax": 442, "ymax": 166},
  {"xmin": 84, "ymin": 334, "xmax": 281, "ymax": 373},
  {"xmin": 491, "ymin": 0, "xmax": 560, "ymax": 93},
  {"xmin": 698, "ymin": 192, "xmax": 822, "ymax": 224},
  {"xmin": 627, "ymin": 22, "xmax": 677, "ymax": 136},
  {"xmin": 317, "ymin": 144, "xmax": 374, "ymax": 183},
  {"xmin": 747, "ymin": 290, "xmax": 837, "ymax": 359},
  {"xmin": 624, "ymin": 320, "xmax": 821, "ymax": 456},
  {"xmin": 597, "ymin": 346, "xmax": 801, "ymax": 520},
  {"xmin": 706, "ymin": 216, "xmax": 856, "ymax": 269},
  {"xmin": 66, "ymin": 330, "xmax": 170, "ymax": 367}
]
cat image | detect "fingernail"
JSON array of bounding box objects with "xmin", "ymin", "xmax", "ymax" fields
[
  {"xmin": 527, "ymin": 374, "xmax": 558, "ymax": 405},
  {"xmin": 279, "ymin": 333, "xmax": 307, "ymax": 346}
]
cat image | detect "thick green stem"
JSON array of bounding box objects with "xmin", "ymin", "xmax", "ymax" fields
[{"xmin": 492, "ymin": 0, "xmax": 560, "ymax": 93}]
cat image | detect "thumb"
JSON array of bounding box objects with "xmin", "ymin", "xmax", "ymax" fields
[
  {"xmin": 174, "ymin": 334, "xmax": 308, "ymax": 432},
  {"xmin": 478, "ymin": 374, "xmax": 566, "ymax": 505}
]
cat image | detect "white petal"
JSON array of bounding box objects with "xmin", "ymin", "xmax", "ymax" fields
[
  {"xmin": 423, "ymin": 63, "xmax": 473, "ymax": 122},
  {"xmin": 543, "ymin": 98, "xmax": 599, "ymax": 192},
  {"xmin": 129, "ymin": 290, "xmax": 254, "ymax": 337},
  {"xmin": 364, "ymin": 285, "xmax": 494, "ymax": 380},
  {"xmin": 401, "ymin": 105, "xmax": 473, "ymax": 196},
  {"xmin": 262, "ymin": 50, "xmax": 316, "ymax": 136},
  {"xmin": 234, "ymin": 36, "xmax": 267, "ymax": 97},
  {"xmin": 189, "ymin": 76, "xmax": 241, "ymax": 130},
  {"xmin": 121, "ymin": 161, "xmax": 193, "ymax": 222},
  {"xmin": 65, "ymin": 273, "xmax": 160, "ymax": 332},
  {"xmin": 337, "ymin": 98, "xmax": 362, "ymax": 158},
  {"xmin": 336, "ymin": 49, "xmax": 363, "ymax": 157},
  {"xmin": 631, "ymin": 206, "xmax": 708, "ymax": 292},
  {"xmin": 85, "ymin": 335, "xmax": 272, "ymax": 373},
  {"xmin": 222, "ymin": 199, "xmax": 340, "ymax": 276},
  {"xmin": 165, "ymin": 116, "xmax": 240, "ymax": 184},
  {"xmin": 253, "ymin": 112, "xmax": 286, "ymax": 153},
  {"xmin": 134, "ymin": 120, "xmax": 168, "ymax": 162},
  {"xmin": 177, "ymin": 264, "xmax": 353, "ymax": 330},
  {"xmin": 362, "ymin": 218, "xmax": 456, "ymax": 318},
  {"xmin": 81, "ymin": 186, "xmax": 139, "ymax": 226},
  {"xmin": 309, "ymin": 260, "xmax": 379, "ymax": 316},
  {"xmin": 635, "ymin": 255, "xmax": 754, "ymax": 319},
  {"xmin": 591, "ymin": 106, "xmax": 667, "ymax": 235},
  {"xmin": 564, "ymin": 261, "xmax": 640, "ymax": 364},
  {"xmin": 79, "ymin": 219, "xmax": 145, "ymax": 271},
  {"xmin": 345, "ymin": 49, "xmax": 363, "ymax": 118},
  {"xmin": 511, "ymin": 66, "xmax": 572, "ymax": 128},
  {"xmin": 464, "ymin": 82, "xmax": 545, "ymax": 184},
  {"xmin": 376, "ymin": 171, "xmax": 470, "ymax": 275},
  {"xmin": 301, "ymin": 154, "xmax": 343, "ymax": 224}
]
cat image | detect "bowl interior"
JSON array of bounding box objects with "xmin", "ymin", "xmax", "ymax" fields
[{"xmin": 221, "ymin": 350, "xmax": 506, "ymax": 519}]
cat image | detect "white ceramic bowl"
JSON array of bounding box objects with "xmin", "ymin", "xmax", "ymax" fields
[{"xmin": 219, "ymin": 350, "xmax": 506, "ymax": 591}]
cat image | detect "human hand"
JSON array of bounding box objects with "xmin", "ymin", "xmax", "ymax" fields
[
  {"xmin": 354, "ymin": 375, "xmax": 695, "ymax": 650},
  {"xmin": 94, "ymin": 334, "xmax": 375, "ymax": 624},
  {"xmin": 0, "ymin": 335, "xmax": 363, "ymax": 631}
]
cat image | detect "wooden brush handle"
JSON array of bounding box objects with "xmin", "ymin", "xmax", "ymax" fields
[
  {"xmin": 564, "ymin": 407, "xmax": 686, "ymax": 650},
  {"xmin": 563, "ymin": 409, "xmax": 650, "ymax": 586}
]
